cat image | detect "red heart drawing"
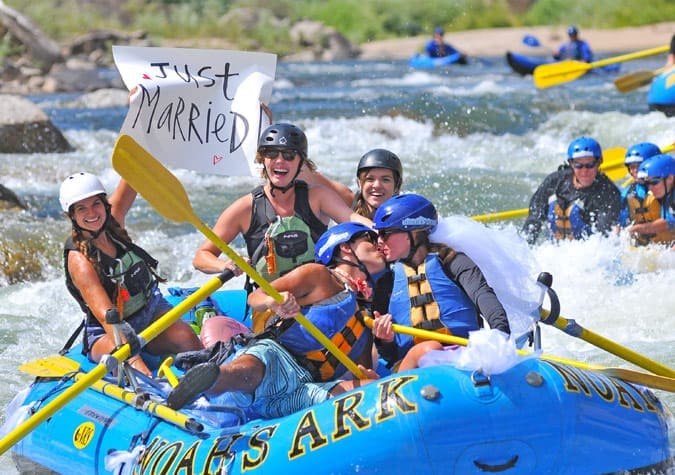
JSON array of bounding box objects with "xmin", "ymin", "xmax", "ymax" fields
[
  {"xmin": 142, "ymin": 73, "xmax": 151, "ymax": 80},
  {"xmin": 213, "ymin": 155, "xmax": 223, "ymax": 165}
]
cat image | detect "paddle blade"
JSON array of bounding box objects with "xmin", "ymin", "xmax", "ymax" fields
[
  {"xmin": 600, "ymin": 146, "xmax": 629, "ymax": 181},
  {"xmin": 614, "ymin": 69, "xmax": 661, "ymax": 93},
  {"xmin": 19, "ymin": 356, "xmax": 80, "ymax": 378},
  {"xmin": 112, "ymin": 135, "xmax": 196, "ymax": 225},
  {"xmin": 534, "ymin": 60, "xmax": 590, "ymax": 88}
]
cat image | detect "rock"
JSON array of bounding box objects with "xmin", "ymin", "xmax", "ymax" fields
[
  {"xmin": 0, "ymin": 183, "xmax": 26, "ymax": 210},
  {"xmin": 65, "ymin": 88, "xmax": 129, "ymax": 108},
  {"xmin": 288, "ymin": 20, "xmax": 360, "ymax": 61},
  {"xmin": 0, "ymin": 95, "xmax": 72, "ymax": 153}
]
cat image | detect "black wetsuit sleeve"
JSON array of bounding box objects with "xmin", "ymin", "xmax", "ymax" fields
[
  {"xmin": 670, "ymin": 34, "xmax": 675, "ymax": 55},
  {"xmin": 371, "ymin": 271, "xmax": 399, "ymax": 366},
  {"xmin": 444, "ymin": 252, "xmax": 511, "ymax": 334},
  {"xmin": 521, "ymin": 170, "xmax": 564, "ymax": 245}
]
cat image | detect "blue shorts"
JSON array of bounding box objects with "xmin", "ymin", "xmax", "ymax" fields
[
  {"xmin": 85, "ymin": 286, "xmax": 172, "ymax": 358},
  {"xmin": 231, "ymin": 339, "xmax": 339, "ymax": 419}
]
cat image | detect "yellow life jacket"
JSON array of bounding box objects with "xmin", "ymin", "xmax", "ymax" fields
[
  {"xmin": 403, "ymin": 260, "xmax": 452, "ymax": 345},
  {"xmin": 627, "ymin": 193, "xmax": 675, "ymax": 245}
]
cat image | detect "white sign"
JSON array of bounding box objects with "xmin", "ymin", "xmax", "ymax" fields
[{"xmin": 113, "ymin": 46, "xmax": 276, "ymax": 176}]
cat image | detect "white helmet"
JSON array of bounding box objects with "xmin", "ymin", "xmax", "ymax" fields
[{"xmin": 59, "ymin": 172, "xmax": 106, "ymax": 212}]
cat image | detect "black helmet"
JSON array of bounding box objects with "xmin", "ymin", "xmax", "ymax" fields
[
  {"xmin": 258, "ymin": 123, "xmax": 308, "ymax": 158},
  {"xmin": 357, "ymin": 149, "xmax": 403, "ymax": 188}
]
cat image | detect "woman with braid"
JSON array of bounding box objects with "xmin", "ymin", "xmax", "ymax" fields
[{"xmin": 60, "ymin": 172, "xmax": 202, "ymax": 377}]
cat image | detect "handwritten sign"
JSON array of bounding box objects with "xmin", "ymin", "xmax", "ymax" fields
[{"xmin": 113, "ymin": 46, "xmax": 276, "ymax": 176}]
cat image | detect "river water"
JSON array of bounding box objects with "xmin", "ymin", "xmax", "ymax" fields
[{"xmin": 0, "ymin": 52, "xmax": 673, "ymax": 472}]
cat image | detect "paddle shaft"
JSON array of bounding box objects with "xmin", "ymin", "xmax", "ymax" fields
[
  {"xmin": 0, "ymin": 271, "xmax": 230, "ymax": 455},
  {"xmin": 112, "ymin": 135, "xmax": 364, "ymax": 379},
  {"xmin": 363, "ymin": 316, "xmax": 675, "ymax": 392},
  {"xmin": 614, "ymin": 68, "xmax": 665, "ymax": 93}
]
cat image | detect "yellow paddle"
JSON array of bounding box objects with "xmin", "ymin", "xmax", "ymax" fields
[
  {"xmin": 0, "ymin": 269, "xmax": 231, "ymax": 455},
  {"xmin": 534, "ymin": 45, "xmax": 670, "ymax": 88},
  {"xmin": 614, "ymin": 67, "xmax": 666, "ymax": 93},
  {"xmin": 111, "ymin": 134, "xmax": 365, "ymax": 379},
  {"xmin": 363, "ymin": 317, "xmax": 675, "ymax": 392},
  {"xmin": 472, "ymin": 146, "xmax": 629, "ymax": 223},
  {"xmin": 19, "ymin": 355, "xmax": 204, "ymax": 432}
]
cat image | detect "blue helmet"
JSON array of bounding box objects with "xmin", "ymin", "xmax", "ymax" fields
[
  {"xmin": 624, "ymin": 142, "xmax": 661, "ymax": 166},
  {"xmin": 567, "ymin": 25, "xmax": 578, "ymax": 36},
  {"xmin": 314, "ymin": 222, "xmax": 376, "ymax": 265},
  {"xmin": 637, "ymin": 154, "xmax": 675, "ymax": 180},
  {"xmin": 567, "ymin": 136, "xmax": 602, "ymax": 161},
  {"xmin": 373, "ymin": 194, "xmax": 438, "ymax": 232}
]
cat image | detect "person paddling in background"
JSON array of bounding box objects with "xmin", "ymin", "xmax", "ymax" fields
[
  {"xmin": 553, "ymin": 25, "xmax": 593, "ymax": 62},
  {"xmin": 666, "ymin": 33, "xmax": 675, "ymax": 68},
  {"xmin": 521, "ymin": 136, "xmax": 621, "ymax": 245},
  {"xmin": 628, "ymin": 154, "xmax": 675, "ymax": 245},
  {"xmin": 370, "ymin": 194, "xmax": 510, "ymax": 371},
  {"xmin": 60, "ymin": 173, "xmax": 203, "ymax": 377},
  {"xmin": 616, "ymin": 142, "xmax": 662, "ymax": 245},
  {"xmin": 166, "ymin": 223, "xmax": 383, "ymax": 413},
  {"xmin": 425, "ymin": 26, "xmax": 467, "ymax": 63}
]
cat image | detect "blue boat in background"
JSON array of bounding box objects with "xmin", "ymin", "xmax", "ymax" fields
[
  {"xmin": 506, "ymin": 51, "xmax": 621, "ymax": 76},
  {"xmin": 408, "ymin": 51, "xmax": 467, "ymax": 69},
  {"xmin": 648, "ymin": 67, "xmax": 675, "ymax": 116}
]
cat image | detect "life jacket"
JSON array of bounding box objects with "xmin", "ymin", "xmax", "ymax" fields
[
  {"xmin": 277, "ymin": 286, "xmax": 370, "ymax": 382},
  {"xmin": 64, "ymin": 237, "xmax": 159, "ymax": 325},
  {"xmin": 243, "ymin": 181, "xmax": 327, "ymax": 281},
  {"xmin": 547, "ymin": 195, "xmax": 590, "ymax": 240},
  {"xmin": 389, "ymin": 254, "xmax": 477, "ymax": 355}
]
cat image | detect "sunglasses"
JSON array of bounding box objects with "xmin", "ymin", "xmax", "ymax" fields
[
  {"xmin": 262, "ymin": 149, "xmax": 297, "ymax": 162},
  {"xmin": 377, "ymin": 229, "xmax": 402, "ymax": 241},
  {"xmin": 350, "ymin": 231, "xmax": 377, "ymax": 245},
  {"xmin": 646, "ymin": 177, "xmax": 663, "ymax": 186},
  {"xmin": 571, "ymin": 160, "xmax": 598, "ymax": 169}
]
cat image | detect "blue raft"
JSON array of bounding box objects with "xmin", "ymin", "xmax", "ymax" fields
[
  {"xmin": 408, "ymin": 52, "xmax": 466, "ymax": 69},
  {"xmin": 648, "ymin": 68, "xmax": 675, "ymax": 117},
  {"xmin": 506, "ymin": 51, "xmax": 621, "ymax": 76},
  {"xmin": 3, "ymin": 289, "xmax": 674, "ymax": 474}
]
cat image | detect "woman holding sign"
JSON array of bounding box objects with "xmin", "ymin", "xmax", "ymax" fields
[{"xmin": 193, "ymin": 123, "xmax": 370, "ymax": 329}]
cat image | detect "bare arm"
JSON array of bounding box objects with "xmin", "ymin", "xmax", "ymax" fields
[
  {"xmin": 108, "ymin": 179, "xmax": 137, "ymax": 228},
  {"xmin": 193, "ymin": 194, "xmax": 252, "ymax": 274},
  {"xmin": 310, "ymin": 185, "xmax": 372, "ymax": 226},
  {"xmin": 298, "ymin": 166, "xmax": 354, "ymax": 207},
  {"xmin": 67, "ymin": 251, "xmax": 115, "ymax": 332}
]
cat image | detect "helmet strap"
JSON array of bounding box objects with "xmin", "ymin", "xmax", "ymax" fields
[
  {"xmin": 402, "ymin": 231, "xmax": 428, "ymax": 266},
  {"xmin": 265, "ymin": 157, "xmax": 304, "ymax": 198},
  {"xmin": 70, "ymin": 201, "xmax": 111, "ymax": 239}
]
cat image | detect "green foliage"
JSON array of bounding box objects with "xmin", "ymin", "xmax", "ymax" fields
[{"xmin": 2, "ymin": 0, "xmax": 674, "ymax": 48}]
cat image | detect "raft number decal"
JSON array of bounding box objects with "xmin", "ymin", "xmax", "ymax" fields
[
  {"xmin": 73, "ymin": 421, "xmax": 95, "ymax": 449},
  {"xmin": 137, "ymin": 375, "xmax": 419, "ymax": 474}
]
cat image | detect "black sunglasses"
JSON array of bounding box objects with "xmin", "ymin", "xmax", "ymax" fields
[
  {"xmin": 377, "ymin": 229, "xmax": 401, "ymax": 240},
  {"xmin": 351, "ymin": 231, "xmax": 377, "ymax": 245},
  {"xmin": 262, "ymin": 149, "xmax": 297, "ymax": 162},
  {"xmin": 571, "ymin": 160, "xmax": 598, "ymax": 169},
  {"xmin": 646, "ymin": 177, "xmax": 663, "ymax": 186}
]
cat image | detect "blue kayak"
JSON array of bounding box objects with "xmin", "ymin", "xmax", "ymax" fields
[
  {"xmin": 408, "ymin": 52, "xmax": 467, "ymax": 69},
  {"xmin": 506, "ymin": 51, "xmax": 621, "ymax": 76},
  {"xmin": 647, "ymin": 67, "xmax": 675, "ymax": 116}
]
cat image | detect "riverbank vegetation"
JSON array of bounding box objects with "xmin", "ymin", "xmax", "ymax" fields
[{"xmin": 6, "ymin": 0, "xmax": 675, "ymax": 52}]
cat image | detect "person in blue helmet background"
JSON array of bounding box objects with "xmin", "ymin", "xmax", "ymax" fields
[
  {"xmin": 617, "ymin": 142, "xmax": 661, "ymax": 245},
  {"xmin": 370, "ymin": 193, "xmax": 510, "ymax": 371},
  {"xmin": 628, "ymin": 154, "xmax": 675, "ymax": 245},
  {"xmin": 425, "ymin": 26, "xmax": 467, "ymax": 63},
  {"xmin": 166, "ymin": 222, "xmax": 384, "ymax": 414},
  {"xmin": 553, "ymin": 25, "xmax": 593, "ymax": 62},
  {"xmin": 521, "ymin": 136, "xmax": 621, "ymax": 245}
]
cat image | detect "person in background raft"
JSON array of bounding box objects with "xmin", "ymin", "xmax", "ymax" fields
[
  {"xmin": 628, "ymin": 154, "xmax": 675, "ymax": 246},
  {"xmin": 616, "ymin": 142, "xmax": 662, "ymax": 245},
  {"xmin": 369, "ymin": 194, "xmax": 510, "ymax": 371},
  {"xmin": 60, "ymin": 173, "xmax": 203, "ymax": 377},
  {"xmin": 521, "ymin": 136, "xmax": 621, "ymax": 245},
  {"xmin": 425, "ymin": 26, "xmax": 468, "ymax": 63},
  {"xmin": 553, "ymin": 25, "xmax": 593, "ymax": 62},
  {"xmin": 666, "ymin": 33, "xmax": 675, "ymax": 68},
  {"xmin": 192, "ymin": 123, "xmax": 370, "ymax": 330},
  {"xmin": 166, "ymin": 223, "xmax": 384, "ymax": 413}
]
